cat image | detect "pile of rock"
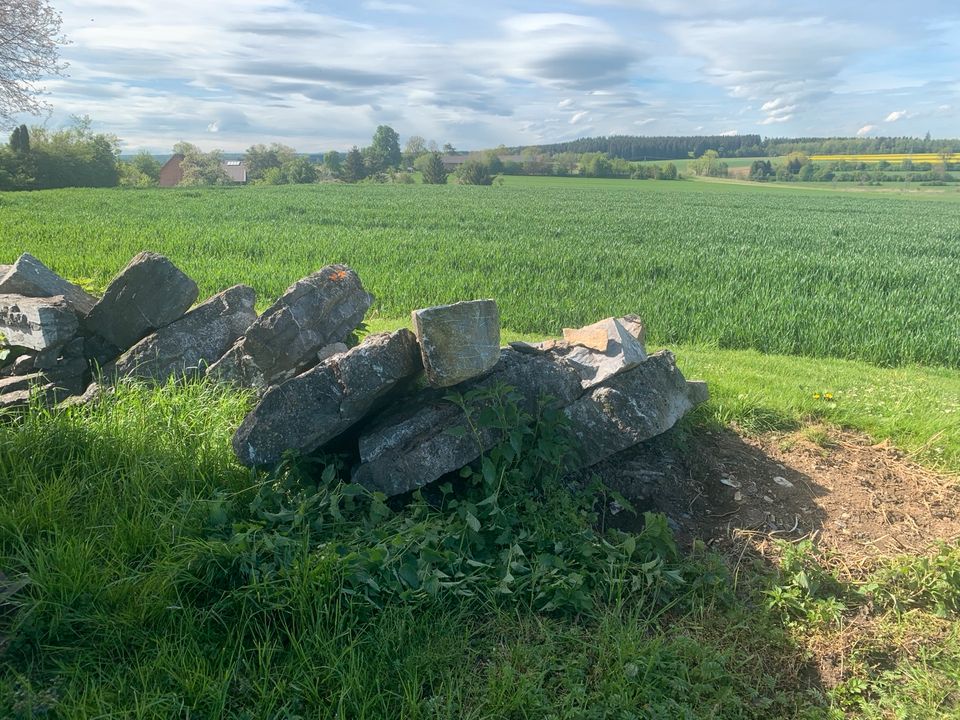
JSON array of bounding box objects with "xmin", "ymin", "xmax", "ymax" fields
[{"xmin": 0, "ymin": 253, "xmax": 707, "ymax": 498}]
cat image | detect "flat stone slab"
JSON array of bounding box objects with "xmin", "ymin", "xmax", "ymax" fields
[
  {"xmin": 412, "ymin": 299, "xmax": 500, "ymax": 387},
  {"xmin": 84, "ymin": 251, "xmax": 199, "ymax": 350},
  {"xmin": 0, "ymin": 372, "xmax": 45, "ymax": 395},
  {"xmin": 233, "ymin": 329, "xmax": 421, "ymax": 467},
  {"xmin": 110, "ymin": 284, "xmax": 256, "ymax": 383},
  {"xmin": 208, "ymin": 264, "xmax": 373, "ymax": 392},
  {"xmin": 0, "ymin": 253, "xmax": 97, "ymax": 315},
  {"xmin": 0, "ymin": 294, "xmax": 79, "ymax": 351}
]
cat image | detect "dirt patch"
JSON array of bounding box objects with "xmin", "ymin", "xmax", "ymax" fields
[{"xmin": 591, "ymin": 425, "xmax": 960, "ymax": 559}]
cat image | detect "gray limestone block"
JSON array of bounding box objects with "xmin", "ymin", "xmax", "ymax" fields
[{"xmin": 84, "ymin": 251, "xmax": 199, "ymax": 350}]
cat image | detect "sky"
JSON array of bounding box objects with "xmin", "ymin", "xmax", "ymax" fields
[{"xmin": 21, "ymin": 0, "xmax": 960, "ymax": 152}]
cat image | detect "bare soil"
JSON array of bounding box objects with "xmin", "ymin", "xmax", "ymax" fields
[{"xmin": 592, "ymin": 425, "xmax": 960, "ymax": 560}]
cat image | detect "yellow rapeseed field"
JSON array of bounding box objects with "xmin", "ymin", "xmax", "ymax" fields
[{"xmin": 810, "ymin": 152, "xmax": 960, "ymax": 163}]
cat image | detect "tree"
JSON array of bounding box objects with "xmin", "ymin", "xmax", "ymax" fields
[
  {"xmin": 368, "ymin": 125, "xmax": 401, "ymax": 172},
  {"xmin": 749, "ymin": 159, "xmax": 774, "ymax": 181},
  {"xmin": 403, "ymin": 135, "xmax": 426, "ymax": 165},
  {"xmin": 9, "ymin": 123, "xmax": 28, "ymax": 153},
  {"xmin": 689, "ymin": 149, "xmax": 728, "ymax": 178},
  {"xmin": 342, "ymin": 145, "xmax": 366, "ymax": 182},
  {"xmin": 0, "ymin": 0, "xmax": 67, "ymax": 124},
  {"xmin": 415, "ymin": 152, "xmax": 447, "ymax": 184},
  {"xmin": 456, "ymin": 159, "xmax": 492, "ymax": 185},
  {"xmin": 131, "ymin": 149, "xmax": 160, "ymax": 182},
  {"xmin": 174, "ymin": 142, "xmax": 230, "ymax": 186},
  {"xmin": 279, "ymin": 156, "xmax": 316, "ymax": 184},
  {"xmin": 662, "ymin": 162, "xmax": 678, "ymax": 180},
  {"xmin": 323, "ymin": 150, "xmax": 342, "ymax": 174},
  {"xmin": 244, "ymin": 142, "xmax": 296, "ymax": 181}
]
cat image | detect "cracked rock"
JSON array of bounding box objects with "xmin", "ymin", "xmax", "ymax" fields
[
  {"xmin": 232, "ymin": 329, "xmax": 421, "ymax": 467},
  {"xmin": 0, "ymin": 294, "xmax": 79, "ymax": 351},
  {"xmin": 209, "ymin": 264, "xmax": 373, "ymax": 392},
  {"xmin": 84, "ymin": 251, "xmax": 199, "ymax": 350},
  {"xmin": 0, "ymin": 253, "xmax": 97, "ymax": 316},
  {"xmin": 109, "ymin": 285, "xmax": 256, "ymax": 383}
]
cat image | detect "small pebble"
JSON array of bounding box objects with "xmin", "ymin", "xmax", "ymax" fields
[
  {"xmin": 773, "ymin": 476, "xmax": 793, "ymax": 488},
  {"xmin": 734, "ymin": 491, "xmax": 742, "ymax": 502},
  {"xmin": 763, "ymin": 495, "xmax": 774, "ymax": 504},
  {"xmin": 720, "ymin": 477, "xmax": 741, "ymax": 489}
]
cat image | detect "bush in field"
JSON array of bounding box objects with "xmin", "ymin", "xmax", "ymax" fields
[{"xmin": 457, "ymin": 159, "xmax": 493, "ymax": 185}]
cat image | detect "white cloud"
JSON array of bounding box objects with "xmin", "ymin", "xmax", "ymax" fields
[
  {"xmin": 207, "ymin": 121, "xmax": 220, "ymax": 133},
  {"xmin": 670, "ymin": 17, "xmax": 886, "ymax": 127},
  {"xmin": 885, "ymin": 110, "xmax": 909, "ymax": 122},
  {"xmin": 634, "ymin": 118, "xmax": 655, "ymax": 125},
  {"xmin": 719, "ymin": 129, "xmax": 738, "ymax": 136},
  {"xmin": 361, "ymin": 1, "xmax": 420, "ymax": 13},
  {"xmin": 857, "ymin": 124, "xmax": 877, "ymax": 136},
  {"xmin": 558, "ymin": 98, "xmax": 575, "ymax": 108},
  {"xmin": 570, "ymin": 110, "xmax": 589, "ymax": 124}
]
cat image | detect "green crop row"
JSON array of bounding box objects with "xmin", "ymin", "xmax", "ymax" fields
[{"xmin": 1, "ymin": 176, "xmax": 958, "ymax": 368}]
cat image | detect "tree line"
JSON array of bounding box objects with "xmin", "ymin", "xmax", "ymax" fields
[
  {"xmin": 510, "ymin": 134, "xmax": 960, "ymax": 161},
  {"xmin": 0, "ymin": 117, "xmax": 119, "ymax": 190}
]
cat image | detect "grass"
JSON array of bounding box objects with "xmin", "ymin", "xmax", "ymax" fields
[
  {"xmin": 1, "ymin": 379, "xmax": 957, "ymax": 718},
  {"xmin": 2, "ymin": 177, "xmax": 960, "ymax": 367},
  {"xmin": 2, "ymin": 177, "xmax": 959, "ymax": 716}
]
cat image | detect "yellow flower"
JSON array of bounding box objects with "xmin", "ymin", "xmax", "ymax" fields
[
  {"xmin": 812, "ymin": 393, "xmax": 821, "ymax": 400},
  {"xmin": 824, "ymin": 392, "xmax": 834, "ymax": 400}
]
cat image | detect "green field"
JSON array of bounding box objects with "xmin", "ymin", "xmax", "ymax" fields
[
  {"xmin": 2, "ymin": 176, "xmax": 959, "ymax": 368},
  {"xmin": 3, "ymin": 177, "xmax": 960, "ymax": 718}
]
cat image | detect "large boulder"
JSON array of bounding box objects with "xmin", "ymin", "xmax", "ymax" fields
[
  {"xmin": 0, "ymin": 294, "xmax": 79, "ymax": 351},
  {"xmin": 353, "ymin": 348, "xmax": 584, "ymax": 497},
  {"xmin": 208, "ymin": 264, "xmax": 373, "ymax": 392},
  {"xmin": 563, "ymin": 351, "xmax": 707, "ymax": 467},
  {"xmin": 412, "ymin": 299, "xmax": 500, "ymax": 387},
  {"xmin": 109, "ymin": 285, "xmax": 256, "ymax": 383},
  {"xmin": 0, "ymin": 253, "xmax": 97, "ymax": 315},
  {"xmin": 233, "ymin": 329, "xmax": 421, "ymax": 467},
  {"xmin": 84, "ymin": 252, "xmax": 199, "ymax": 350}
]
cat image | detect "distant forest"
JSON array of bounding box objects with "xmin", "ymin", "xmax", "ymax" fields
[{"xmin": 513, "ymin": 135, "xmax": 960, "ymax": 161}]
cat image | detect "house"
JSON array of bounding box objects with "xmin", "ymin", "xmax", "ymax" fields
[
  {"xmin": 158, "ymin": 154, "xmax": 249, "ymax": 187},
  {"xmin": 158, "ymin": 154, "xmax": 185, "ymax": 187}
]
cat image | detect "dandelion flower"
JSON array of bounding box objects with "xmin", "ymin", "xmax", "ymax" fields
[
  {"xmin": 824, "ymin": 392, "xmax": 834, "ymax": 400},
  {"xmin": 813, "ymin": 393, "xmax": 821, "ymax": 400}
]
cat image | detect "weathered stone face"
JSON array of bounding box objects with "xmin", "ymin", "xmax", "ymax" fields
[
  {"xmin": 0, "ymin": 253, "xmax": 97, "ymax": 316},
  {"xmin": 412, "ymin": 299, "xmax": 500, "ymax": 388},
  {"xmin": 109, "ymin": 284, "xmax": 256, "ymax": 383},
  {"xmin": 208, "ymin": 264, "xmax": 373, "ymax": 392},
  {"xmin": 233, "ymin": 329, "xmax": 422, "ymax": 467},
  {"xmin": 0, "ymin": 294, "xmax": 79, "ymax": 351},
  {"xmin": 563, "ymin": 350, "xmax": 707, "ymax": 468},
  {"xmin": 84, "ymin": 252, "xmax": 199, "ymax": 350},
  {"xmin": 353, "ymin": 348, "xmax": 584, "ymax": 497},
  {"xmin": 552, "ymin": 317, "xmax": 648, "ymax": 389}
]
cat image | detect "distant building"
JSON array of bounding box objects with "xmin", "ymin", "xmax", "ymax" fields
[
  {"xmin": 158, "ymin": 154, "xmax": 185, "ymax": 187},
  {"xmin": 158, "ymin": 154, "xmax": 248, "ymax": 187}
]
